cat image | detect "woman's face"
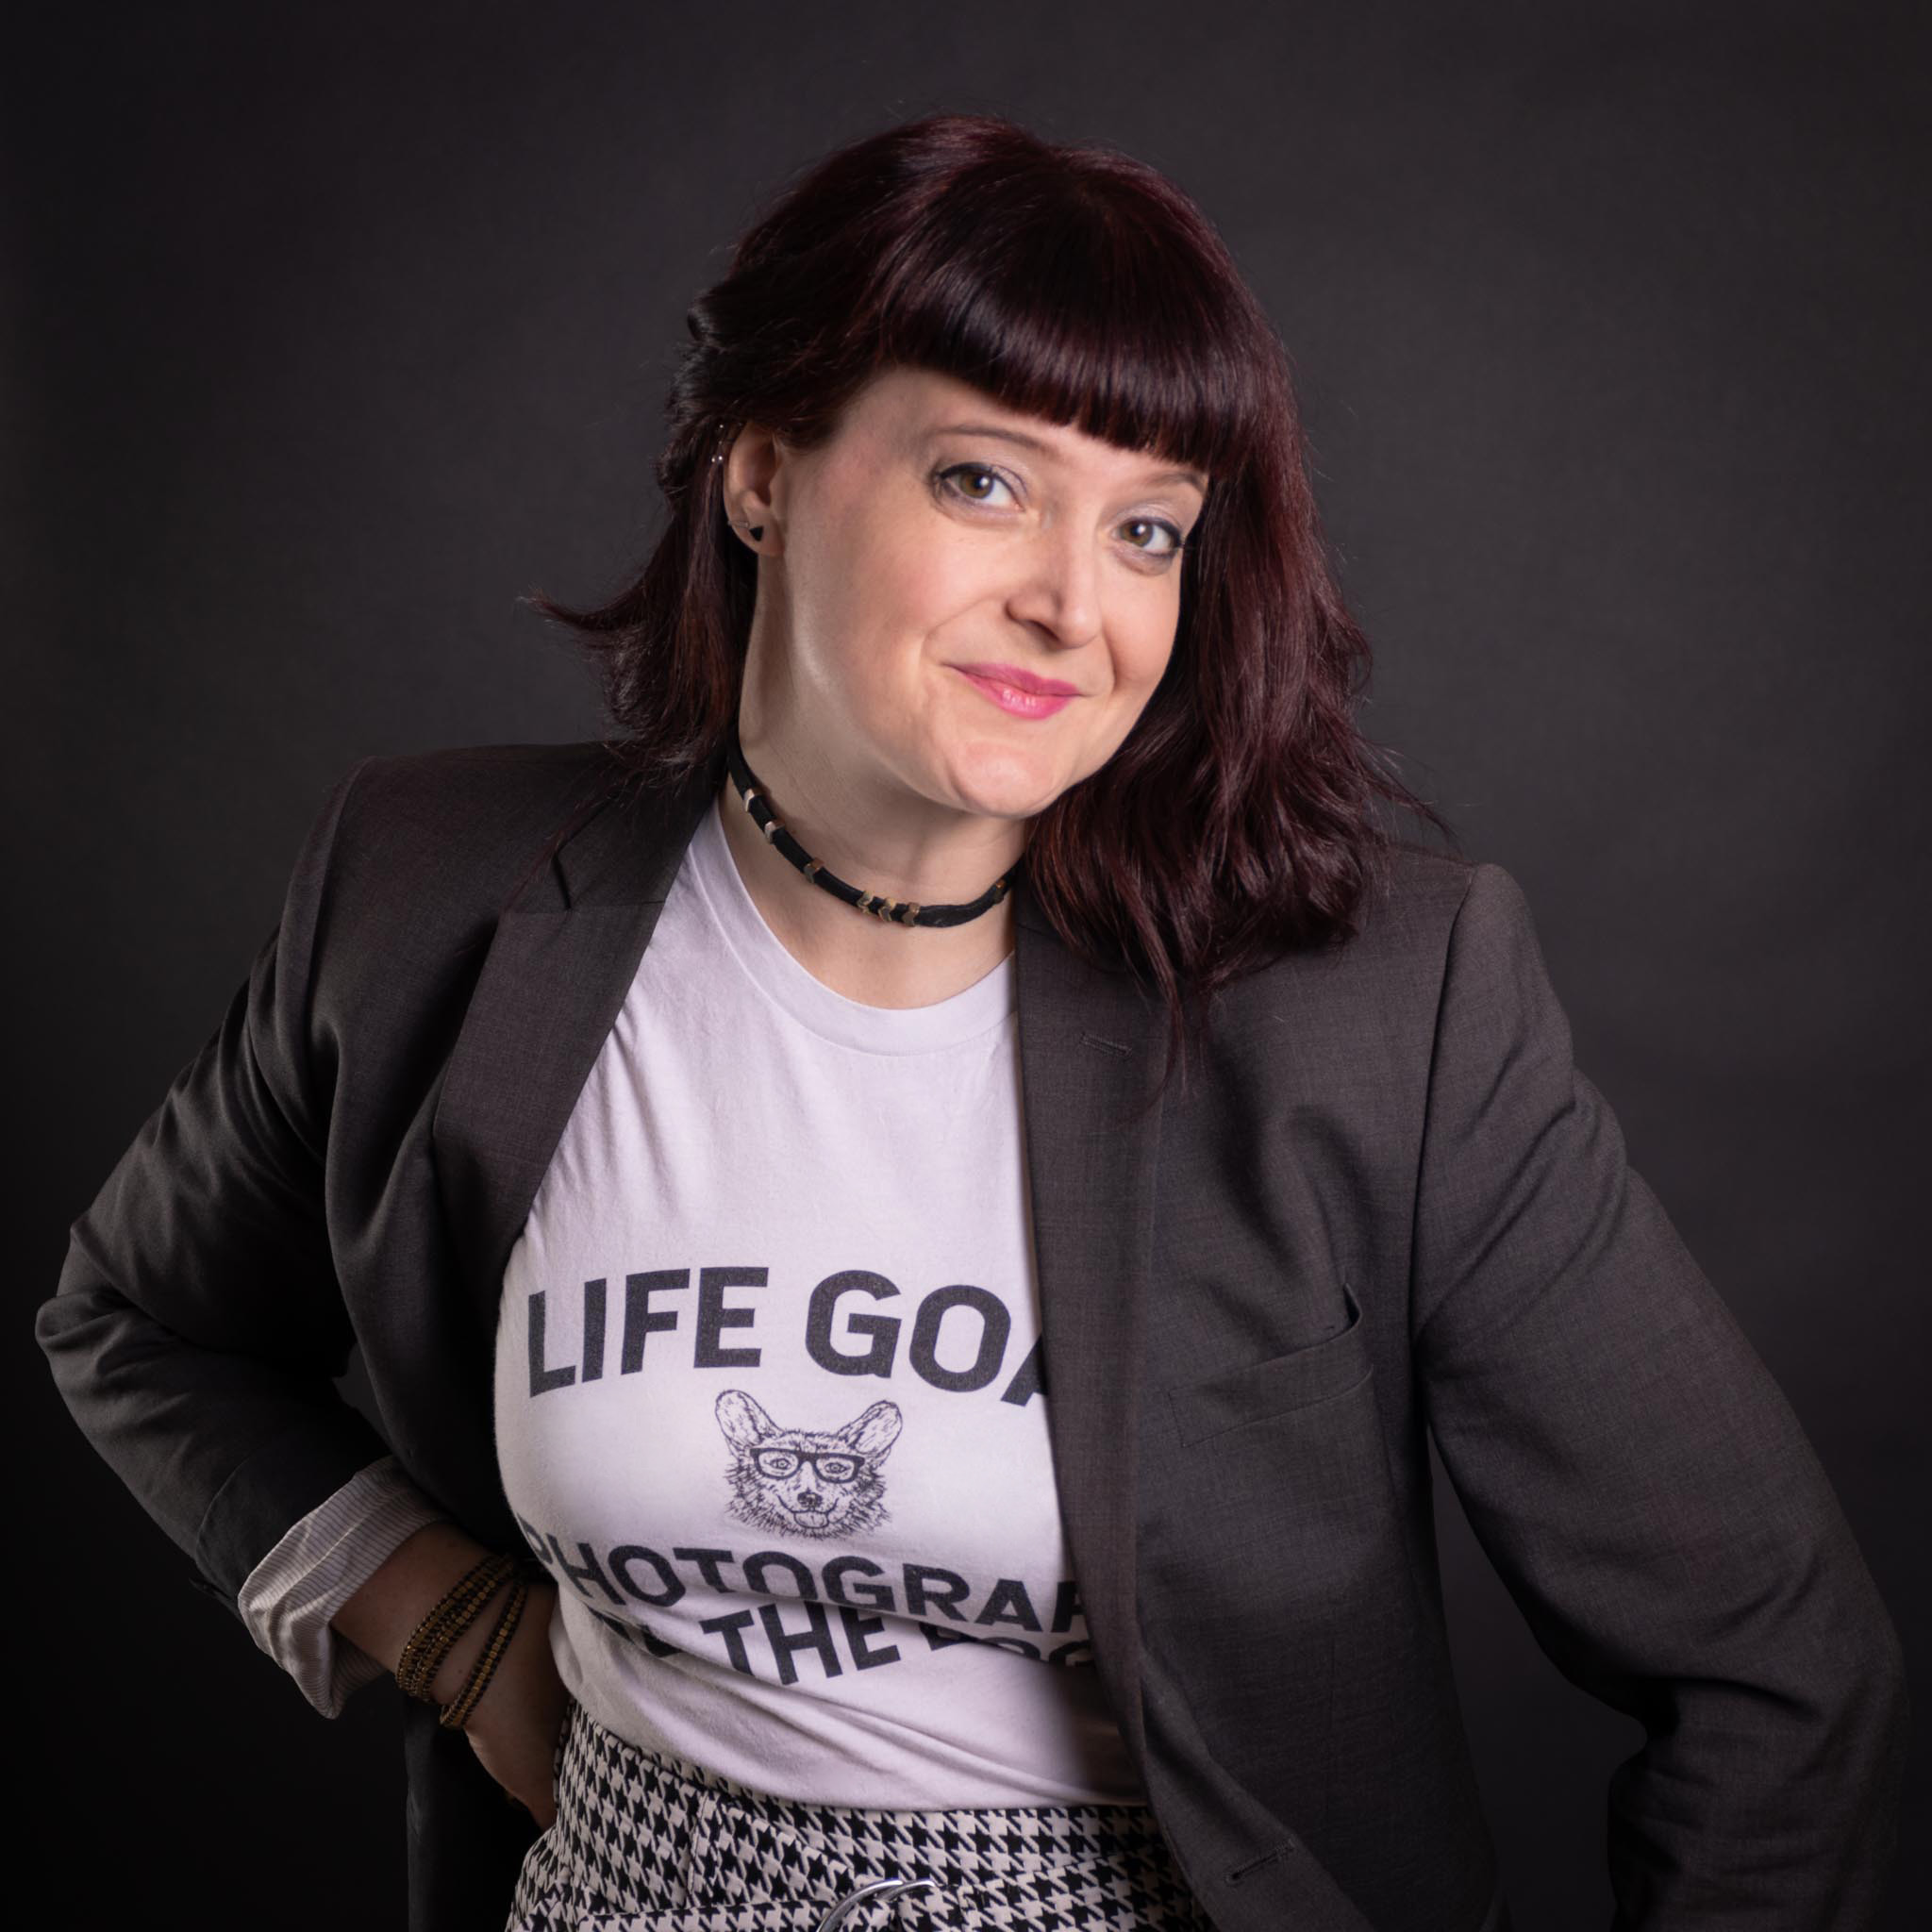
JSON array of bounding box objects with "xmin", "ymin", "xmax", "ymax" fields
[{"xmin": 730, "ymin": 365, "xmax": 1208, "ymax": 835}]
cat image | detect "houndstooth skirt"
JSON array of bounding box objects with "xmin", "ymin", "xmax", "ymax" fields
[{"xmin": 506, "ymin": 1695, "xmax": 1219, "ymax": 1931}]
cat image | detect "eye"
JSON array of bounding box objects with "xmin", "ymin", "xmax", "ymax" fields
[
  {"xmin": 816, "ymin": 1457, "xmax": 859, "ymax": 1483},
  {"xmin": 933, "ymin": 462, "xmax": 1191, "ymax": 569},
  {"xmin": 935, "ymin": 461, "xmax": 1018, "ymax": 508},
  {"xmin": 755, "ymin": 1449, "xmax": 799, "ymax": 1476},
  {"xmin": 1119, "ymin": 515, "xmax": 1188, "ymax": 560}
]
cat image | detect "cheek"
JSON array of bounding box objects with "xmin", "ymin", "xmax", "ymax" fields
[
  {"xmin": 874, "ymin": 519, "xmax": 989, "ymax": 625},
  {"xmin": 797, "ymin": 501, "xmax": 969, "ymax": 644},
  {"xmin": 1112, "ymin": 606, "xmax": 1181, "ymax": 695}
]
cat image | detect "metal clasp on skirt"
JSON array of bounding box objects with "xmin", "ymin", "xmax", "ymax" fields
[{"xmin": 814, "ymin": 1874, "xmax": 941, "ymax": 1930}]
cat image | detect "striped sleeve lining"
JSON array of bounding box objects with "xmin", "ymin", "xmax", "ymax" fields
[{"xmin": 237, "ymin": 1453, "xmax": 452, "ymax": 1717}]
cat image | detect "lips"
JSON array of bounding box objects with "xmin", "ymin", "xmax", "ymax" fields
[
  {"xmin": 955, "ymin": 668, "xmax": 1075, "ymax": 720},
  {"xmin": 953, "ymin": 660, "xmax": 1080, "ymax": 696}
]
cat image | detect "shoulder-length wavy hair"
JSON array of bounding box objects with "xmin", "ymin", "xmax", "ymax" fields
[{"xmin": 525, "ymin": 110, "xmax": 1457, "ymax": 1096}]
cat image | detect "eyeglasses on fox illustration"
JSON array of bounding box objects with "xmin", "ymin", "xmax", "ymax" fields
[{"xmin": 751, "ymin": 1446, "xmax": 865, "ymax": 1483}]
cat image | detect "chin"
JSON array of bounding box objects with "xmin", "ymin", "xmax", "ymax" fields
[
  {"xmin": 940, "ymin": 746, "xmax": 1069, "ymax": 821},
  {"xmin": 949, "ymin": 775, "xmax": 1060, "ymax": 824}
]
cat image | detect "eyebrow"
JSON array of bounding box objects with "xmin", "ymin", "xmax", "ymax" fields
[{"xmin": 926, "ymin": 422, "xmax": 1208, "ymax": 495}]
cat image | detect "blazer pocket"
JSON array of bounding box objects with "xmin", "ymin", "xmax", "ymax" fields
[{"xmin": 1168, "ymin": 1280, "xmax": 1373, "ymax": 1448}]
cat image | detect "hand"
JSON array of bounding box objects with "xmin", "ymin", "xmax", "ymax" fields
[{"xmin": 445, "ymin": 1577, "xmax": 569, "ymax": 1829}]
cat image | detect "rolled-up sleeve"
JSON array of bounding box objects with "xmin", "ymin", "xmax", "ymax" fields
[
  {"xmin": 238, "ymin": 1454, "xmax": 453, "ymax": 1717},
  {"xmin": 1411, "ymin": 862, "xmax": 1908, "ymax": 1926}
]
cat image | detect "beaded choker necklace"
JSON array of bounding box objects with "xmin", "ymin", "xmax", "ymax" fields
[{"xmin": 724, "ymin": 727, "xmax": 1020, "ymax": 928}]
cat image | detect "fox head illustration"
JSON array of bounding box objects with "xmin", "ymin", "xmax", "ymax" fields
[{"xmin": 715, "ymin": 1390, "xmax": 903, "ymax": 1539}]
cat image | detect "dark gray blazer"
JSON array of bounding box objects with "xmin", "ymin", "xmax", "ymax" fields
[{"xmin": 37, "ymin": 740, "xmax": 1907, "ymax": 1932}]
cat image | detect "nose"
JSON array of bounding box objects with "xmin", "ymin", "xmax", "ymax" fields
[{"xmin": 1008, "ymin": 520, "xmax": 1102, "ymax": 649}]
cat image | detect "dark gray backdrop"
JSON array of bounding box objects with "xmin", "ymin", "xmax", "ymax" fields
[{"xmin": 9, "ymin": 4, "xmax": 1925, "ymax": 1925}]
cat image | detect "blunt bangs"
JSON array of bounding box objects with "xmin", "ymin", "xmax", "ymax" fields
[{"xmin": 868, "ymin": 166, "xmax": 1263, "ymax": 489}]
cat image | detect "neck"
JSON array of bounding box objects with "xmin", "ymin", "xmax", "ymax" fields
[{"xmin": 713, "ymin": 753, "xmax": 1020, "ymax": 1011}]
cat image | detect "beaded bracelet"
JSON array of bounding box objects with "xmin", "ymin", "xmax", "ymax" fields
[
  {"xmin": 395, "ymin": 1552, "xmax": 516, "ymax": 1702},
  {"xmin": 439, "ymin": 1574, "xmax": 532, "ymax": 1730},
  {"xmin": 395, "ymin": 1549, "xmax": 520, "ymax": 1704}
]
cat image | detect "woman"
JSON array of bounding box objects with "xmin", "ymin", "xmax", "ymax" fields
[{"xmin": 37, "ymin": 111, "xmax": 1907, "ymax": 1932}]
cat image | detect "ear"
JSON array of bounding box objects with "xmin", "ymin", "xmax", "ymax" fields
[
  {"xmin": 721, "ymin": 419, "xmax": 786, "ymax": 556},
  {"xmin": 716, "ymin": 1388, "xmax": 775, "ymax": 1448},
  {"xmin": 841, "ymin": 1399, "xmax": 904, "ymax": 1461}
]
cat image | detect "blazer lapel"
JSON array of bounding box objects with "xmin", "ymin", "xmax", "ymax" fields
[
  {"xmin": 430, "ymin": 746, "xmax": 1165, "ymax": 1776},
  {"xmin": 1011, "ymin": 885, "xmax": 1166, "ymax": 1779},
  {"xmin": 431, "ymin": 754, "xmax": 724, "ymax": 1347}
]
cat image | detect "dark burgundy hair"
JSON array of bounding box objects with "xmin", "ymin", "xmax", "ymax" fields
[{"xmin": 525, "ymin": 110, "xmax": 1458, "ymax": 1095}]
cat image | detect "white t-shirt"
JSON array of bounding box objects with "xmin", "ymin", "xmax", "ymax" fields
[{"xmin": 491, "ymin": 791, "xmax": 1141, "ymax": 1808}]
